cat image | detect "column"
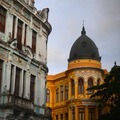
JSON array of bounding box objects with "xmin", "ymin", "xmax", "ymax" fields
[
  {"xmin": 75, "ymin": 106, "xmax": 78, "ymax": 120},
  {"xmin": 14, "ymin": 17, "xmax": 18, "ymax": 38},
  {"xmin": 84, "ymin": 79, "xmax": 88, "ymax": 98},
  {"xmin": 26, "ymin": 26, "xmax": 32, "ymax": 47},
  {"xmin": 1, "ymin": 61, "xmax": 8, "ymax": 93},
  {"xmin": 5, "ymin": 10, "xmax": 13, "ymax": 41},
  {"xmin": 75, "ymin": 79, "xmax": 78, "ymax": 99},
  {"xmin": 95, "ymin": 107, "xmax": 98, "ymax": 120},
  {"xmin": 11, "ymin": 66, "xmax": 16, "ymax": 94},
  {"xmin": 19, "ymin": 70, "xmax": 23, "ymax": 97},
  {"xmin": 85, "ymin": 106, "xmax": 88, "ymax": 120},
  {"xmin": 68, "ymin": 80, "xmax": 71, "ymax": 100},
  {"xmin": 69, "ymin": 107, "xmax": 72, "ymax": 120},
  {"xmin": 26, "ymin": 70, "xmax": 30, "ymax": 99},
  {"xmin": 6, "ymin": 62, "xmax": 11, "ymax": 92},
  {"xmin": 22, "ymin": 23, "xmax": 25, "ymax": 45}
]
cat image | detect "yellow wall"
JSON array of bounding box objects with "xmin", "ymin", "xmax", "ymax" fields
[{"xmin": 46, "ymin": 59, "xmax": 107, "ymax": 120}]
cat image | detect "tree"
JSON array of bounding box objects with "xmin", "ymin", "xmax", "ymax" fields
[{"xmin": 88, "ymin": 64, "xmax": 120, "ymax": 120}]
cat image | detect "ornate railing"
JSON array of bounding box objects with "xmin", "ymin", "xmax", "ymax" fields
[
  {"xmin": 0, "ymin": 94, "xmax": 33, "ymax": 110},
  {"xmin": 0, "ymin": 94, "xmax": 52, "ymax": 118}
]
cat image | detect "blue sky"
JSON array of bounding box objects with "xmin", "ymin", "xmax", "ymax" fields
[{"xmin": 35, "ymin": 0, "xmax": 120, "ymax": 74}]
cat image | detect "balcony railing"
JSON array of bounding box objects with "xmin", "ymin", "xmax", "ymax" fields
[
  {"xmin": 0, "ymin": 94, "xmax": 52, "ymax": 118},
  {"xmin": 0, "ymin": 94, "xmax": 33, "ymax": 110}
]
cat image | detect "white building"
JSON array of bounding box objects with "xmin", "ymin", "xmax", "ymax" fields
[{"xmin": 0, "ymin": 0, "xmax": 52, "ymax": 119}]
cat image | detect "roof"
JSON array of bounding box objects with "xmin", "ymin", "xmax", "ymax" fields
[{"xmin": 68, "ymin": 27, "xmax": 101, "ymax": 62}]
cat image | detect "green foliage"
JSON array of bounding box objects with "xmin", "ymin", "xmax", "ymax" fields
[{"xmin": 87, "ymin": 65, "xmax": 120, "ymax": 120}]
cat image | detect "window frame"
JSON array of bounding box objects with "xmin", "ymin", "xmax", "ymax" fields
[
  {"xmin": 78, "ymin": 108, "xmax": 85, "ymax": 120},
  {"xmin": 65, "ymin": 86, "xmax": 68, "ymax": 100},
  {"xmin": 88, "ymin": 78, "xmax": 94, "ymax": 94},
  {"xmin": 46, "ymin": 88, "xmax": 50, "ymax": 103},
  {"xmin": 71, "ymin": 79, "xmax": 75, "ymax": 95},
  {"xmin": 14, "ymin": 67, "xmax": 21, "ymax": 96},
  {"xmin": 0, "ymin": 6, "xmax": 6, "ymax": 33},
  {"xmin": 56, "ymin": 88, "xmax": 59, "ymax": 102},
  {"xmin": 17, "ymin": 19, "xmax": 23, "ymax": 50},
  {"xmin": 78, "ymin": 78, "xmax": 84, "ymax": 94},
  {"xmin": 32, "ymin": 30, "xmax": 37, "ymax": 53},
  {"xmin": 30, "ymin": 74, "xmax": 36, "ymax": 102},
  {"xmin": 60, "ymin": 85, "xmax": 64, "ymax": 101}
]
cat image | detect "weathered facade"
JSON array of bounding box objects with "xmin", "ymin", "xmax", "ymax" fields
[
  {"xmin": 0, "ymin": 0, "xmax": 52, "ymax": 119},
  {"xmin": 46, "ymin": 27, "xmax": 108, "ymax": 120}
]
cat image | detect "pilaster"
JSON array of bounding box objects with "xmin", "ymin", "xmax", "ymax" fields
[
  {"xmin": 85, "ymin": 106, "xmax": 88, "ymax": 120},
  {"xmin": 11, "ymin": 65, "xmax": 16, "ymax": 94},
  {"xmin": 19, "ymin": 69, "xmax": 23, "ymax": 97},
  {"xmin": 14, "ymin": 17, "xmax": 18, "ymax": 38}
]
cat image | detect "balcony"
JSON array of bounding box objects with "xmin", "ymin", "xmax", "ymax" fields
[
  {"xmin": 0, "ymin": 94, "xmax": 52, "ymax": 119},
  {"xmin": 0, "ymin": 94, "xmax": 33, "ymax": 111}
]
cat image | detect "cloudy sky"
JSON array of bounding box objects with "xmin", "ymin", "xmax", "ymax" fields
[{"xmin": 35, "ymin": 0, "xmax": 120, "ymax": 74}]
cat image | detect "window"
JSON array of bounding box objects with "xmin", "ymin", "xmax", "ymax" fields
[
  {"xmin": 22, "ymin": 71, "xmax": 26, "ymax": 97},
  {"xmin": 24, "ymin": 25, "xmax": 27, "ymax": 46},
  {"xmin": 0, "ymin": 6, "xmax": 6, "ymax": 33},
  {"xmin": 14, "ymin": 67, "xmax": 21, "ymax": 96},
  {"xmin": 65, "ymin": 86, "xmax": 68, "ymax": 100},
  {"xmin": 89, "ymin": 108, "xmax": 95, "ymax": 120},
  {"xmin": 97, "ymin": 78, "xmax": 100, "ymax": 86},
  {"xmin": 56, "ymin": 88, "xmax": 59, "ymax": 102},
  {"xmin": 12, "ymin": 16, "xmax": 16, "ymax": 39},
  {"xmin": 32, "ymin": 30, "xmax": 37, "ymax": 53},
  {"xmin": 56, "ymin": 115, "xmax": 58, "ymax": 120},
  {"xmin": 17, "ymin": 19, "xmax": 23, "ymax": 50},
  {"xmin": 72, "ymin": 107, "xmax": 75, "ymax": 120},
  {"xmin": 10, "ymin": 65, "xmax": 14, "ymax": 94},
  {"xmin": 46, "ymin": 89, "xmax": 50, "ymax": 103},
  {"xmin": 60, "ymin": 114, "xmax": 63, "ymax": 120},
  {"xmin": 0, "ymin": 60, "xmax": 3, "ymax": 93},
  {"xmin": 65, "ymin": 113, "xmax": 68, "ymax": 120},
  {"xmin": 60, "ymin": 85, "xmax": 63, "ymax": 101},
  {"xmin": 71, "ymin": 79, "xmax": 75, "ymax": 95},
  {"xmin": 30, "ymin": 75, "xmax": 35, "ymax": 102},
  {"xmin": 88, "ymin": 78, "xmax": 93, "ymax": 93},
  {"xmin": 78, "ymin": 78, "xmax": 84, "ymax": 94},
  {"xmin": 78, "ymin": 108, "xmax": 85, "ymax": 120}
]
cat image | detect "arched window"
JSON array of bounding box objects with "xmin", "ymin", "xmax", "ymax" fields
[
  {"xmin": 46, "ymin": 89, "xmax": 50, "ymax": 103},
  {"xmin": 71, "ymin": 79, "xmax": 75, "ymax": 95},
  {"xmin": 78, "ymin": 78, "xmax": 84, "ymax": 94},
  {"xmin": 88, "ymin": 78, "xmax": 93, "ymax": 93},
  {"xmin": 97, "ymin": 78, "xmax": 101, "ymax": 86},
  {"xmin": 56, "ymin": 88, "xmax": 59, "ymax": 102}
]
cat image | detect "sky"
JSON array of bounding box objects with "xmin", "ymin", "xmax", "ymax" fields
[{"xmin": 35, "ymin": 0, "xmax": 120, "ymax": 74}]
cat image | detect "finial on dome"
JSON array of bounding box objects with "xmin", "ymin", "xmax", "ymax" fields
[
  {"xmin": 114, "ymin": 61, "xmax": 117, "ymax": 66},
  {"xmin": 81, "ymin": 20, "xmax": 86, "ymax": 35}
]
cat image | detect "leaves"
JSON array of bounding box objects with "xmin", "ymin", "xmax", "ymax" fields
[{"xmin": 88, "ymin": 65, "xmax": 120, "ymax": 119}]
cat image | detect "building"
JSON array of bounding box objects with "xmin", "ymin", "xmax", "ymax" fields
[
  {"xmin": 0, "ymin": 0, "xmax": 52, "ymax": 119},
  {"xmin": 46, "ymin": 26, "xmax": 108, "ymax": 120}
]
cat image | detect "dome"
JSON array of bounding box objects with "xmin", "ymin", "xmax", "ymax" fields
[{"xmin": 68, "ymin": 27, "xmax": 101, "ymax": 62}]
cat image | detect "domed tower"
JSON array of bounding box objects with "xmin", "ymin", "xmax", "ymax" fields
[
  {"xmin": 68, "ymin": 26, "xmax": 101, "ymax": 70},
  {"xmin": 65, "ymin": 26, "xmax": 104, "ymax": 120},
  {"xmin": 46, "ymin": 26, "xmax": 106, "ymax": 120}
]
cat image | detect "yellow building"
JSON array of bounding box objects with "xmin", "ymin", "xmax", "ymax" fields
[{"xmin": 46, "ymin": 27, "xmax": 107, "ymax": 120}]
